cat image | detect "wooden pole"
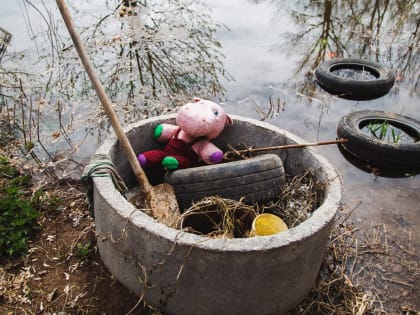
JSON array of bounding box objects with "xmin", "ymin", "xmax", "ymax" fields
[{"xmin": 56, "ymin": 0, "xmax": 153, "ymax": 194}]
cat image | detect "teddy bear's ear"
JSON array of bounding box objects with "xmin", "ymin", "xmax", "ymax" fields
[{"xmin": 226, "ymin": 115, "xmax": 233, "ymax": 125}]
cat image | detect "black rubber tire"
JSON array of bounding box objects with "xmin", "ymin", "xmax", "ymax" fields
[
  {"xmin": 164, "ymin": 154, "xmax": 286, "ymax": 210},
  {"xmin": 315, "ymin": 58, "xmax": 395, "ymax": 100},
  {"xmin": 337, "ymin": 110, "xmax": 420, "ymax": 170}
]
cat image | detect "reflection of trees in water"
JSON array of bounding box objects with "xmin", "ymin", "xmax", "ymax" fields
[
  {"xmin": 0, "ymin": 0, "xmax": 231, "ymax": 164},
  {"xmin": 3, "ymin": 0, "xmax": 230, "ymax": 121},
  {"xmin": 253, "ymin": 0, "xmax": 419, "ymax": 96},
  {"xmin": 57, "ymin": 0, "xmax": 231, "ymax": 119}
]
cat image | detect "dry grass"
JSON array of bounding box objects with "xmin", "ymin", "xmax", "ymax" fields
[
  {"xmin": 178, "ymin": 196, "xmax": 258, "ymax": 238},
  {"xmin": 294, "ymin": 209, "xmax": 419, "ymax": 315},
  {"xmin": 177, "ymin": 169, "xmax": 324, "ymax": 238},
  {"xmin": 264, "ymin": 169, "xmax": 325, "ymax": 228},
  {"xmin": 295, "ymin": 220, "xmax": 374, "ymax": 314}
]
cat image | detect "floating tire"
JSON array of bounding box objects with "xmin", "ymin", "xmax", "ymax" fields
[
  {"xmin": 165, "ymin": 154, "xmax": 286, "ymax": 210},
  {"xmin": 337, "ymin": 110, "xmax": 420, "ymax": 170},
  {"xmin": 315, "ymin": 58, "xmax": 395, "ymax": 100}
]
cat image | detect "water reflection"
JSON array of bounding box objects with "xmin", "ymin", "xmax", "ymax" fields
[
  {"xmin": 231, "ymin": 2, "xmax": 420, "ymax": 311},
  {"xmin": 0, "ymin": 0, "xmax": 232, "ymax": 163},
  {"xmin": 53, "ymin": 0, "xmax": 232, "ymax": 119},
  {"xmin": 256, "ymin": 0, "xmax": 419, "ymax": 96}
]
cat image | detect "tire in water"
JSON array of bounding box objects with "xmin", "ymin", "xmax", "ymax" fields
[
  {"xmin": 315, "ymin": 58, "xmax": 395, "ymax": 100},
  {"xmin": 336, "ymin": 110, "xmax": 420, "ymax": 170}
]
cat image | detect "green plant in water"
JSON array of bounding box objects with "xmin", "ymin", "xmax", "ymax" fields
[
  {"xmin": 366, "ymin": 120, "xmax": 403, "ymax": 144},
  {"xmin": 0, "ymin": 156, "xmax": 59, "ymax": 257}
]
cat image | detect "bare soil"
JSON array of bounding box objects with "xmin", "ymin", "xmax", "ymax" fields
[{"xmin": 0, "ymin": 180, "xmax": 151, "ymax": 315}]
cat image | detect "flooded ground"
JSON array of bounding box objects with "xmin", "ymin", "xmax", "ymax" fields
[
  {"xmin": 208, "ymin": 0, "xmax": 419, "ymax": 234},
  {"xmin": 208, "ymin": 0, "xmax": 419, "ymax": 310},
  {"xmin": 1, "ymin": 0, "xmax": 419, "ymax": 312}
]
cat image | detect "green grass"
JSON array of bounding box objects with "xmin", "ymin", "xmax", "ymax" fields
[
  {"xmin": 0, "ymin": 156, "xmax": 60, "ymax": 257},
  {"xmin": 366, "ymin": 120, "xmax": 404, "ymax": 144},
  {"xmin": 76, "ymin": 241, "xmax": 93, "ymax": 260}
]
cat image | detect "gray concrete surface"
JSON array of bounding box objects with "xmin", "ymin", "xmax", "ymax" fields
[{"xmin": 92, "ymin": 114, "xmax": 342, "ymax": 315}]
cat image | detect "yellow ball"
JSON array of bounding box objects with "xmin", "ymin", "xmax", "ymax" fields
[{"xmin": 250, "ymin": 213, "xmax": 288, "ymax": 236}]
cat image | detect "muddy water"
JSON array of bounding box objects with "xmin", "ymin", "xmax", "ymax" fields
[{"xmin": 208, "ymin": 0, "xmax": 419, "ymax": 309}]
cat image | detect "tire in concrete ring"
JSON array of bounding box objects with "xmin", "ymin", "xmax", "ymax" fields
[
  {"xmin": 315, "ymin": 58, "xmax": 395, "ymax": 100},
  {"xmin": 164, "ymin": 154, "xmax": 286, "ymax": 210},
  {"xmin": 337, "ymin": 110, "xmax": 420, "ymax": 170}
]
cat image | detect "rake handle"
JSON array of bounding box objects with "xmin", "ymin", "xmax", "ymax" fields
[{"xmin": 56, "ymin": 0, "xmax": 153, "ymax": 194}]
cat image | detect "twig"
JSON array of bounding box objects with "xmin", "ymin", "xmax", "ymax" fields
[
  {"xmin": 224, "ymin": 138, "xmax": 348, "ymax": 160},
  {"xmin": 379, "ymin": 275, "xmax": 414, "ymax": 288}
]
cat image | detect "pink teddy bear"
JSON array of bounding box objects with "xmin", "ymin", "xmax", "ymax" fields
[{"xmin": 138, "ymin": 98, "xmax": 233, "ymax": 170}]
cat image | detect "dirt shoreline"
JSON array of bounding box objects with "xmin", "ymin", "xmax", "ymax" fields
[{"xmin": 1, "ymin": 174, "xmax": 418, "ymax": 314}]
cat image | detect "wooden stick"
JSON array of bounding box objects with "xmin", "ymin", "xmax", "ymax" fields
[
  {"xmin": 56, "ymin": 0, "xmax": 153, "ymax": 194},
  {"xmin": 224, "ymin": 138, "xmax": 348, "ymax": 160}
]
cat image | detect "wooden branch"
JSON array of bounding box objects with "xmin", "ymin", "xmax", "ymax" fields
[{"xmin": 224, "ymin": 138, "xmax": 348, "ymax": 160}]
